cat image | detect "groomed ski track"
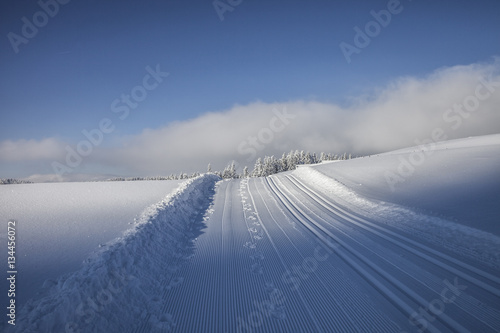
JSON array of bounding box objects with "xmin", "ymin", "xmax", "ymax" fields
[{"xmin": 132, "ymin": 174, "xmax": 500, "ymax": 332}]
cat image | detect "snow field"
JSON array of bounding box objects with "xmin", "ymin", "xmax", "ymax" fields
[
  {"xmin": 8, "ymin": 174, "xmax": 219, "ymax": 333},
  {"xmin": 0, "ymin": 180, "xmax": 184, "ymax": 311},
  {"xmin": 2, "ymin": 134, "xmax": 499, "ymax": 332}
]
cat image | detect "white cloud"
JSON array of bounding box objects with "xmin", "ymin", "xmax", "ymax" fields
[
  {"xmin": 2, "ymin": 58, "xmax": 500, "ymax": 181},
  {"xmin": 96, "ymin": 58, "xmax": 499, "ymax": 175},
  {"xmin": 0, "ymin": 138, "xmax": 65, "ymax": 162},
  {"xmin": 23, "ymin": 173, "xmax": 112, "ymax": 183}
]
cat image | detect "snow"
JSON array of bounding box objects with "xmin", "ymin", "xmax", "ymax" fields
[
  {"xmin": 2, "ymin": 175, "xmax": 219, "ymax": 332},
  {"xmin": 1, "ymin": 135, "xmax": 500, "ymax": 332},
  {"xmin": 307, "ymin": 134, "xmax": 500, "ymax": 236},
  {"xmin": 0, "ymin": 180, "xmax": 182, "ymax": 310}
]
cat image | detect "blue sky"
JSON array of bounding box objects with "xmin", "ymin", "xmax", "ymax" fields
[{"xmin": 1, "ymin": 0, "xmax": 500, "ymax": 181}]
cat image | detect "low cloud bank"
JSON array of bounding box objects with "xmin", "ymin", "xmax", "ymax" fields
[{"xmin": 2, "ymin": 59, "xmax": 499, "ymax": 182}]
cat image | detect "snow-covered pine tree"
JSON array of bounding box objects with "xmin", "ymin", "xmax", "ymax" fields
[
  {"xmin": 299, "ymin": 150, "xmax": 306, "ymax": 165},
  {"xmin": 230, "ymin": 161, "xmax": 237, "ymax": 179},
  {"xmin": 222, "ymin": 165, "xmax": 229, "ymax": 179},
  {"xmin": 286, "ymin": 150, "xmax": 298, "ymax": 171},
  {"xmin": 252, "ymin": 158, "xmax": 263, "ymax": 177},
  {"xmin": 304, "ymin": 151, "xmax": 312, "ymax": 165},
  {"xmin": 279, "ymin": 153, "xmax": 287, "ymax": 172},
  {"xmin": 243, "ymin": 166, "xmax": 250, "ymax": 178},
  {"xmin": 312, "ymin": 152, "xmax": 318, "ymax": 164},
  {"xmin": 262, "ymin": 156, "xmax": 273, "ymax": 177},
  {"xmin": 221, "ymin": 161, "xmax": 237, "ymax": 179}
]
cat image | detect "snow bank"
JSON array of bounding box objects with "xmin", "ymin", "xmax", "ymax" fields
[{"xmin": 9, "ymin": 174, "xmax": 220, "ymax": 333}]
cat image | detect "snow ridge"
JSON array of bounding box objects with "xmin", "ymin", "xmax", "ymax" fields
[{"xmin": 12, "ymin": 174, "xmax": 220, "ymax": 333}]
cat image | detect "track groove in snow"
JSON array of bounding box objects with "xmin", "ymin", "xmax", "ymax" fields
[
  {"xmin": 286, "ymin": 173, "xmax": 500, "ymax": 331},
  {"xmin": 266, "ymin": 176, "xmax": 439, "ymax": 332},
  {"xmin": 253, "ymin": 178, "xmax": 397, "ymax": 332},
  {"xmin": 266, "ymin": 173, "xmax": 500, "ymax": 332},
  {"xmin": 284, "ymin": 174, "xmax": 500, "ymax": 331},
  {"xmin": 248, "ymin": 179, "xmax": 323, "ymax": 332},
  {"xmin": 286, "ymin": 174, "xmax": 500, "ymax": 292},
  {"xmin": 145, "ymin": 177, "xmax": 405, "ymax": 332}
]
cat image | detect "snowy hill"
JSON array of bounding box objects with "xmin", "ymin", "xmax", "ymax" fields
[
  {"xmin": 306, "ymin": 134, "xmax": 500, "ymax": 236},
  {"xmin": 1, "ymin": 135, "xmax": 499, "ymax": 332}
]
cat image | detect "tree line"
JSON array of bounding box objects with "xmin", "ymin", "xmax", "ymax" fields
[
  {"xmin": 0, "ymin": 178, "xmax": 33, "ymax": 185},
  {"xmin": 108, "ymin": 150, "xmax": 352, "ymax": 182},
  {"xmin": 218, "ymin": 150, "xmax": 352, "ymax": 179}
]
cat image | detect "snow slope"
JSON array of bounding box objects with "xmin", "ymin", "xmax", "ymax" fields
[
  {"xmin": 2, "ymin": 135, "xmax": 499, "ymax": 332},
  {"xmin": 309, "ymin": 134, "xmax": 500, "ymax": 236}
]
